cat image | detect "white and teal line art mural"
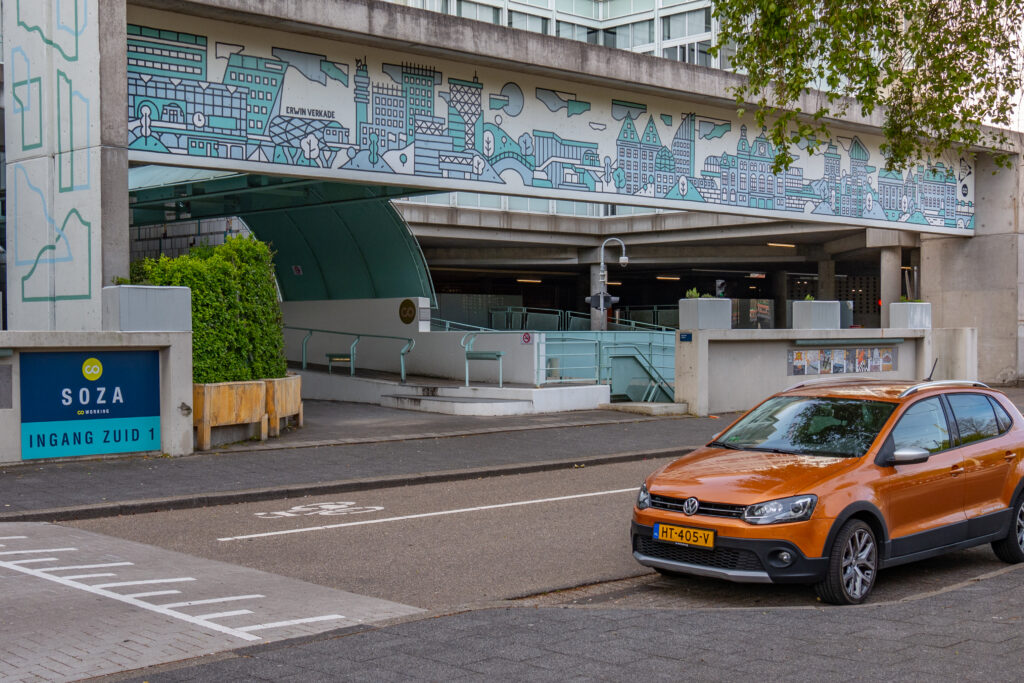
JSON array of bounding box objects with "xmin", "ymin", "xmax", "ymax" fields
[
  {"xmin": 5, "ymin": 0, "xmax": 98, "ymax": 320},
  {"xmin": 124, "ymin": 13, "xmax": 975, "ymax": 234}
]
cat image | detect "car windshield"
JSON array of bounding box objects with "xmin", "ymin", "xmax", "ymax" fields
[{"xmin": 712, "ymin": 395, "xmax": 897, "ymax": 458}]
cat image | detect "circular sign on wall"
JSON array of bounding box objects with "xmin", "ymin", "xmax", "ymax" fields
[
  {"xmin": 398, "ymin": 299, "xmax": 417, "ymax": 325},
  {"xmin": 522, "ymin": 332, "xmax": 532, "ymax": 344}
]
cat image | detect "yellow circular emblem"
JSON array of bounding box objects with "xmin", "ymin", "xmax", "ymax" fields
[{"xmin": 82, "ymin": 358, "xmax": 103, "ymax": 381}]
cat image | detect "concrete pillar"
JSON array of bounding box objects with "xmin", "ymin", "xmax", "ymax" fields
[
  {"xmin": 879, "ymin": 246, "xmax": 902, "ymax": 327},
  {"xmin": 589, "ymin": 263, "xmax": 605, "ymax": 331},
  {"xmin": 816, "ymin": 260, "xmax": 836, "ymax": 300},
  {"xmin": 772, "ymin": 270, "xmax": 788, "ymax": 329},
  {"xmin": 3, "ymin": 0, "xmax": 128, "ymax": 331}
]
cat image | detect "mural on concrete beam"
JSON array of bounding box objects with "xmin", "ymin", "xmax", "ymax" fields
[
  {"xmin": 125, "ymin": 17, "xmax": 975, "ymax": 234},
  {"xmin": 5, "ymin": 0, "xmax": 99, "ymax": 316}
]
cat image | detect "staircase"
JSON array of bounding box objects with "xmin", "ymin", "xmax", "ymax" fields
[{"xmin": 298, "ymin": 368, "xmax": 610, "ymax": 416}]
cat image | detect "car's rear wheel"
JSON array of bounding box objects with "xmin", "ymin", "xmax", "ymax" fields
[
  {"xmin": 992, "ymin": 495, "xmax": 1024, "ymax": 563},
  {"xmin": 815, "ymin": 519, "xmax": 877, "ymax": 605}
]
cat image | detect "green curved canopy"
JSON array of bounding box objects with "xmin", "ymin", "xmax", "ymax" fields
[{"xmin": 128, "ymin": 166, "xmax": 435, "ymax": 303}]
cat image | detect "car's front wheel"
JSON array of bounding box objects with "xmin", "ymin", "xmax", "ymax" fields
[
  {"xmin": 815, "ymin": 519, "xmax": 877, "ymax": 605},
  {"xmin": 992, "ymin": 494, "xmax": 1024, "ymax": 563}
]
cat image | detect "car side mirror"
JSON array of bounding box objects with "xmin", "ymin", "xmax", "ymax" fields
[{"xmin": 891, "ymin": 446, "xmax": 931, "ymax": 465}]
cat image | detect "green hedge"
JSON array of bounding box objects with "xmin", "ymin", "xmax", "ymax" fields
[{"xmin": 134, "ymin": 236, "xmax": 287, "ymax": 383}]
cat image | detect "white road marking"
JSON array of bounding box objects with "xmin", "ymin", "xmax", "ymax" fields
[
  {"xmin": 124, "ymin": 590, "xmax": 182, "ymax": 599},
  {"xmin": 40, "ymin": 562, "xmax": 134, "ymax": 572},
  {"xmin": 0, "ymin": 547, "xmax": 77, "ymax": 555},
  {"xmin": 93, "ymin": 578, "xmax": 196, "ymax": 589},
  {"xmin": 160, "ymin": 595, "xmax": 265, "ymax": 608},
  {"xmin": 193, "ymin": 610, "xmax": 253, "ymax": 620},
  {"xmin": 61, "ymin": 573, "xmax": 117, "ymax": 580},
  {"xmin": 0, "ymin": 559, "xmax": 262, "ymax": 642},
  {"xmin": 219, "ymin": 488, "xmax": 639, "ymax": 542},
  {"xmin": 237, "ymin": 615, "xmax": 346, "ymax": 632},
  {"xmin": 6, "ymin": 558, "xmax": 58, "ymax": 565},
  {"xmin": 0, "ymin": 536, "xmax": 29, "ymax": 540}
]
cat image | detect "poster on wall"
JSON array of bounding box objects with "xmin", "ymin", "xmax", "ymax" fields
[
  {"xmin": 20, "ymin": 351, "xmax": 161, "ymax": 460},
  {"xmin": 787, "ymin": 347, "xmax": 897, "ymax": 377}
]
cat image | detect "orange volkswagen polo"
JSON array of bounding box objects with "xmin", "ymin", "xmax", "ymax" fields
[{"xmin": 632, "ymin": 378, "xmax": 1024, "ymax": 604}]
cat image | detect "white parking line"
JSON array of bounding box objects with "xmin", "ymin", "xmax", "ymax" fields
[
  {"xmin": 160, "ymin": 595, "xmax": 265, "ymax": 608},
  {"xmin": 0, "ymin": 547, "xmax": 77, "ymax": 555},
  {"xmin": 93, "ymin": 578, "xmax": 196, "ymax": 589},
  {"xmin": 218, "ymin": 488, "xmax": 638, "ymax": 542},
  {"xmin": 0, "ymin": 559, "xmax": 262, "ymax": 642},
  {"xmin": 193, "ymin": 610, "xmax": 253, "ymax": 620},
  {"xmin": 40, "ymin": 562, "xmax": 134, "ymax": 572},
  {"xmin": 124, "ymin": 590, "xmax": 182, "ymax": 599},
  {"xmin": 7, "ymin": 558, "xmax": 59, "ymax": 565},
  {"xmin": 0, "ymin": 536, "xmax": 29, "ymax": 540},
  {"xmin": 237, "ymin": 615, "xmax": 346, "ymax": 632},
  {"xmin": 62, "ymin": 573, "xmax": 117, "ymax": 580}
]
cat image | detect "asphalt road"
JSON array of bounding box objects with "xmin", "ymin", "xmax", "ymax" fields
[{"xmin": 67, "ymin": 458, "xmax": 1015, "ymax": 613}]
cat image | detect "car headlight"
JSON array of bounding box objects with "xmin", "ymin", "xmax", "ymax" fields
[
  {"xmin": 636, "ymin": 483, "xmax": 651, "ymax": 510},
  {"xmin": 742, "ymin": 495, "xmax": 817, "ymax": 525}
]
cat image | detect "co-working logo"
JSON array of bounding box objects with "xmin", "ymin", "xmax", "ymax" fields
[{"xmin": 81, "ymin": 358, "xmax": 103, "ymax": 381}]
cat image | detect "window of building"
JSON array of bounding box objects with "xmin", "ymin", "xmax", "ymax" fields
[
  {"xmin": 601, "ymin": 19, "xmax": 653, "ymax": 49},
  {"xmin": 661, "ymin": 7, "xmax": 711, "ymax": 40},
  {"xmin": 456, "ymin": 0, "xmax": 501, "ymax": 24},
  {"xmin": 556, "ymin": 20, "xmax": 599, "ymax": 43},
  {"xmin": 508, "ymin": 11, "xmax": 549, "ymax": 34},
  {"xmin": 661, "ymin": 40, "xmax": 712, "ymax": 67}
]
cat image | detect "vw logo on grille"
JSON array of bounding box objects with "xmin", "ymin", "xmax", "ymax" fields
[{"xmin": 682, "ymin": 497, "xmax": 700, "ymax": 515}]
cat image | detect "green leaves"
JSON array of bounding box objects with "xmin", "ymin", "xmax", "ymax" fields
[
  {"xmin": 714, "ymin": 0, "xmax": 1022, "ymax": 172},
  {"xmin": 132, "ymin": 236, "xmax": 287, "ymax": 383}
]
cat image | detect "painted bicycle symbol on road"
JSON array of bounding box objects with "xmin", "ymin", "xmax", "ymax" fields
[{"xmin": 255, "ymin": 502, "xmax": 384, "ymax": 519}]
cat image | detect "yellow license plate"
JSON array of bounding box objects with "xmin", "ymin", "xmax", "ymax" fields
[{"xmin": 654, "ymin": 523, "xmax": 715, "ymax": 549}]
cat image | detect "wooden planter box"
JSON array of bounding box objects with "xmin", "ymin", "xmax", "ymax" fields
[
  {"xmin": 193, "ymin": 380, "xmax": 268, "ymax": 451},
  {"xmin": 265, "ymin": 374, "xmax": 303, "ymax": 437}
]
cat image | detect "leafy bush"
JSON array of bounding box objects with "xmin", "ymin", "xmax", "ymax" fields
[
  {"xmin": 685, "ymin": 287, "xmax": 700, "ymax": 298},
  {"xmin": 133, "ymin": 236, "xmax": 287, "ymax": 383}
]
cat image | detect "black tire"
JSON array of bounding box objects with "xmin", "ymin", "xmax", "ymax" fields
[
  {"xmin": 992, "ymin": 495, "xmax": 1024, "ymax": 564},
  {"xmin": 815, "ymin": 519, "xmax": 878, "ymax": 605}
]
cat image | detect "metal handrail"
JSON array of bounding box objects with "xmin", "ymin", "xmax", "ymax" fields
[
  {"xmin": 431, "ymin": 318, "xmax": 492, "ymax": 332},
  {"xmin": 600, "ymin": 343, "xmax": 676, "ymax": 402},
  {"xmin": 283, "ymin": 326, "xmax": 416, "ymax": 383}
]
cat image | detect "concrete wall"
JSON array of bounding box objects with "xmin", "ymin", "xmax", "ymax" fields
[
  {"xmin": 922, "ymin": 141, "xmax": 1023, "ymax": 385},
  {"xmin": 0, "ymin": 331, "xmax": 193, "ymax": 463},
  {"xmin": 281, "ymin": 298, "xmax": 539, "ymax": 385},
  {"xmin": 675, "ymin": 328, "xmax": 933, "ymax": 416}
]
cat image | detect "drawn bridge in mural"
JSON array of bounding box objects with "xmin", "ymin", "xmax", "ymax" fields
[{"xmin": 125, "ymin": 22, "xmax": 975, "ymax": 233}]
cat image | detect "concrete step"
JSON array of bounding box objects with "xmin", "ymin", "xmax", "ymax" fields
[{"xmin": 380, "ymin": 394, "xmax": 535, "ymax": 416}]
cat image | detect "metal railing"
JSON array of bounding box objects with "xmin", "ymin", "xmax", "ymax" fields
[
  {"xmin": 536, "ymin": 330, "xmax": 676, "ymax": 402},
  {"xmin": 430, "ymin": 317, "xmax": 492, "ymax": 332},
  {"xmin": 284, "ymin": 326, "xmax": 416, "ymax": 383}
]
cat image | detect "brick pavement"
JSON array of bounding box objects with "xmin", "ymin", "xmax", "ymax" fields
[{"xmin": 111, "ymin": 563, "xmax": 1024, "ymax": 682}]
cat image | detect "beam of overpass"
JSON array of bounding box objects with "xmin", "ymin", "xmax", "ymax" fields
[{"xmin": 124, "ymin": 1, "xmax": 976, "ymax": 237}]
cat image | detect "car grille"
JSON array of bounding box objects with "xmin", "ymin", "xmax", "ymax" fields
[
  {"xmin": 650, "ymin": 494, "xmax": 746, "ymax": 518},
  {"xmin": 635, "ymin": 536, "xmax": 764, "ymax": 572}
]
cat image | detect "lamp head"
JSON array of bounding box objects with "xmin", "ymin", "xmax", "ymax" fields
[{"xmin": 619, "ymin": 255, "xmax": 629, "ymax": 267}]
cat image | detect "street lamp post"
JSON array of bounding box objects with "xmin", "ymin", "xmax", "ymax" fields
[{"xmin": 590, "ymin": 237, "xmax": 628, "ymax": 331}]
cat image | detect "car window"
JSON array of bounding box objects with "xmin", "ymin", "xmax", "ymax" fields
[
  {"xmin": 716, "ymin": 395, "xmax": 896, "ymax": 457},
  {"xmin": 947, "ymin": 393, "xmax": 999, "ymax": 445},
  {"xmin": 989, "ymin": 397, "xmax": 1013, "ymax": 434},
  {"xmin": 890, "ymin": 397, "xmax": 950, "ymax": 454}
]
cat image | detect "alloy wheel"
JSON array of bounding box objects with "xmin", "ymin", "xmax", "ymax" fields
[{"xmin": 841, "ymin": 528, "xmax": 876, "ymax": 600}]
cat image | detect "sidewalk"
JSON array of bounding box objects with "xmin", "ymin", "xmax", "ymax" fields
[{"xmin": 0, "ymin": 400, "xmax": 727, "ymax": 521}]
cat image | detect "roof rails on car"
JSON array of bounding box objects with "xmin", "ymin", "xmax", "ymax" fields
[
  {"xmin": 786, "ymin": 376, "xmax": 877, "ymax": 391},
  {"xmin": 899, "ymin": 380, "xmax": 991, "ymax": 398}
]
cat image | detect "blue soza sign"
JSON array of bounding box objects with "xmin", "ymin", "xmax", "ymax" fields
[{"xmin": 20, "ymin": 351, "xmax": 161, "ymax": 459}]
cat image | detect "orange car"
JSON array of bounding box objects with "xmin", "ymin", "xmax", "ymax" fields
[{"xmin": 632, "ymin": 378, "xmax": 1024, "ymax": 604}]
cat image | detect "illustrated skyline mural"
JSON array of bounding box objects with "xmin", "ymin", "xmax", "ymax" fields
[{"xmin": 125, "ymin": 16, "xmax": 976, "ymax": 234}]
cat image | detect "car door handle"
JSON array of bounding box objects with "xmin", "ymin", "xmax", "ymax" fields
[
  {"xmin": 1005, "ymin": 451, "xmax": 1017, "ymax": 463},
  {"xmin": 950, "ymin": 464, "xmax": 963, "ymax": 477}
]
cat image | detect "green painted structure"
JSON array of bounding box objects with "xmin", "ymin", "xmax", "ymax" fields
[{"xmin": 128, "ymin": 166, "xmax": 436, "ymax": 304}]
